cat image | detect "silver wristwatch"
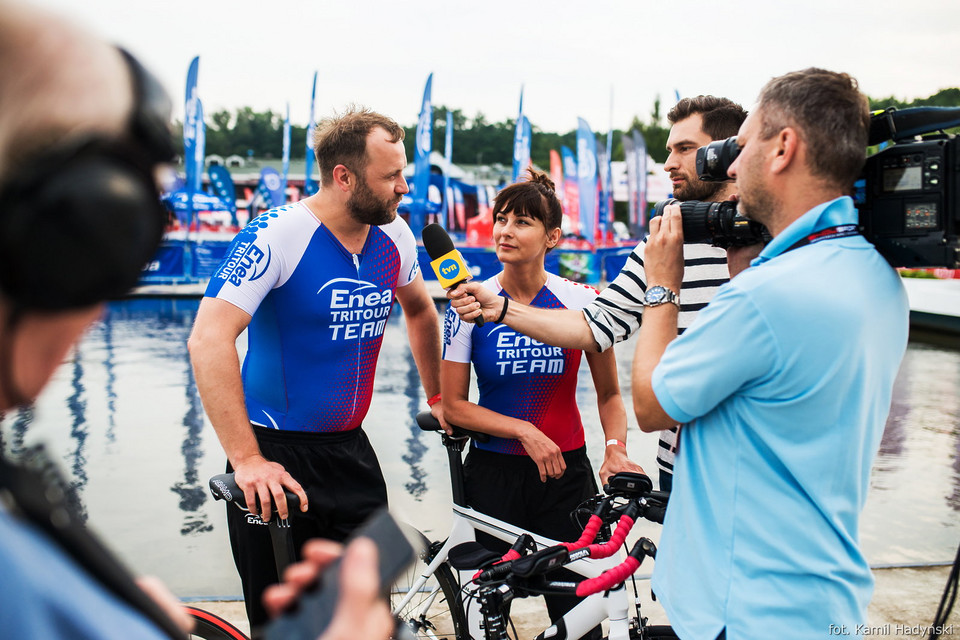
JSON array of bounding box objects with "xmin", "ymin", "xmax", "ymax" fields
[{"xmin": 643, "ymin": 285, "xmax": 680, "ymax": 309}]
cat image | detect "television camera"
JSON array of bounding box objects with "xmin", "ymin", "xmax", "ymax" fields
[{"xmin": 652, "ymin": 106, "xmax": 960, "ymax": 268}]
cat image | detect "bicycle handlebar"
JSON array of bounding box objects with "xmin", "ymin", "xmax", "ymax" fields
[
  {"xmin": 209, "ymin": 473, "xmax": 302, "ymax": 513},
  {"xmin": 472, "ymin": 472, "xmax": 668, "ymax": 600}
]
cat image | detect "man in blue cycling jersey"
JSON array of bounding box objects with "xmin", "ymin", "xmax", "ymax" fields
[
  {"xmin": 634, "ymin": 69, "xmax": 909, "ymax": 639},
  {"xmin": 188, "ymin": 107, "xmax": 443, "ymax": 634}
]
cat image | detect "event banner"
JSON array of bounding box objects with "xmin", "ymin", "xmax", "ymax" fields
[
  {"xmin": 303, "ymin": 71, "xmax": 319, "ymax": 197},
  {"xmin": 443, "ymin": 111, "xmax": 453, "ymax": 230},
  {"xmin": 207, "ymin": 165, "xmax": 237, "ymax": 222},
  {"xmin": 561, "ymin": 145, "xmax": 580, "ymax": 235},
  {"xmin": 182, "ymin": 56, "xmax": 202, "ymax": 195},
  {"xmin": 512, "ymin": 115, "xmax": 531, "ymax": 184},
  {"xmin": 597, "ymin": 138, "xmax": 609, "ymax": 240},
  {"xmin": 511, "ymin": 88, "xmax": 529, "ymax": 183},
  {"xmin": 282, "ymin": 103, "xmax": 291, "ymax": 195},
  {"xmin": 576, "ymin": 118, "xmax": 598, "ymax": 243},
  {"xmin": 633, "ymin": 129, "xmax": 648, "ymax": 229},
  {"xmin": 623, "ymin": 134, "xmax": 637, "ymax": 229},
  {"xmin": 256, "ymin": 167, "xmax": 285, "ymax": 209},
  {"xmin": 411, "ymin": 73, "xmax": 434, "ymax": 231}
]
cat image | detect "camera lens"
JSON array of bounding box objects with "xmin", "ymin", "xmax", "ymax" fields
[
  {"xmin": 650, "ymin": 199, "xmax": 713, "ymax": 244},
  {"xmin": 696, "ymin": 137, "xmax": 740, "ymax": 182},
  {"xmin": 651, "ymin": 198, "xmax": 769, "ymax": 248}
]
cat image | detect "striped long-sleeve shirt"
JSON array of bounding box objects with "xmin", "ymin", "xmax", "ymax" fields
[{"xmin": 584, "ymin": 238, "xmax": 729, "ymax": 476}]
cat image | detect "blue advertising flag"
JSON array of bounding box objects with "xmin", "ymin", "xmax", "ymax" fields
[
  {"xmin": 182, "ymin": 56, "xmax": 201, "ymax": 195},
  {"xmin": 576, "ymin": 118, "xmax": 598, "ymax": 244},
  {"xmin": 604, "ymin": 120, "xmax": 613, "ymax": 239},
  {"xmin": 411, "ymin": 73, "xmax": 433, "ymax": 232},
  {"xmin": 562, "ymin": 146, "xmax": 578, "ymax": 182},
  {"xmin": 303, "ymin": 71, "xmax": 319, "ymax": 196},
  {"xmin": 442, "ymin": 110, "xmax": 453, "ymax": 230},
  {"xmin": 597, "ymin": 140, "xmax": 609, "ymax": 238},
  {"xmin": 256, "ymin": 167, "xmax": 285, "ymax": 209},
  {"xmin": 207, "ymin": 165, "xmax": 237, "ymax": 225},
  {"xmin": 193, "ymin": 99, "xmax": 205, "ymax": 195},
  {"xmin": 633, "ymin": 129, "xmax": 648, "ymax": 229},
  {"xmin": 282, "ymin": 102, "xmax": 291, "ymax": 196},
  {"xmin": 561, "ymin": 145, "xmax": 580, "ymax": 233},
  {"xmin": 623, "ymin": 134, "xmax": 638, "ymax": 229},
  {"xmin": 511, "ymin": 87, "xmax": 530, "ymax": 183}
]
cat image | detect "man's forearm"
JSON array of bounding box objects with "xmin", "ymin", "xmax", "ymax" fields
[
  {"xmin": 189, "ymin": 339, "xmax": 261, "ymax": 466},
  {"xmin": 404, "ymin": 306, "xmax": 441, "ymax": 398},
  {"xmin": 631, "ymin": 305, "xmax": 680, "ymax": 432},
  {"xmin": 501, "ymin": 301, "xmax": 600, "ymax": 352}
]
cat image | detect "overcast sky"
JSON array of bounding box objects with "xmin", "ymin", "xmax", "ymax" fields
[{"xmin": 27, "ymin": 0, "xmax": 960, "ymax": 139}]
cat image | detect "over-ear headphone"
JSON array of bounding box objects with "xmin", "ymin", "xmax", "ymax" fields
[{"xmin": 0, "ymin": 49, "xmax": 175, "ymax": 311}]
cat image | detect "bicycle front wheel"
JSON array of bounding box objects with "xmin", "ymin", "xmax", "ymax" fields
[
  {"xmin": 184, "ymin": 606, "xmax": 249, "ymax": 640},
  {"xmin": 391, "ymin": 549, "xmax": 468, "ymax": 640}
]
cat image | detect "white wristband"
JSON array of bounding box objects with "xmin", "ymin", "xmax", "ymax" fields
[{"xmin": 605, "ymin": 439, "xmax": 626, "ymax": 448}]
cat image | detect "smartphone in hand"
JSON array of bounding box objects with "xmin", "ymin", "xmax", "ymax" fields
[{"xmin": 264, "ymin": 509, "xmax": 423, "ymax": 640}]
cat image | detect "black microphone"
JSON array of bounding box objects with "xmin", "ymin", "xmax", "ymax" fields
[{"xmin": 422, "ymin": 223, "xmax": 484, "ymax": 327}]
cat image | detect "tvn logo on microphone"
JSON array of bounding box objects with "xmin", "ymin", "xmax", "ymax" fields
[{"xmin": 430, "ymin": 249, "xmax": 470, "ymax": 289}]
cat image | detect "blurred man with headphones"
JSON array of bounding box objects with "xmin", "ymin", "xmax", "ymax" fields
[{"xmin": 0, "ymin": 4, "xmax": 393, "ymax": 639}]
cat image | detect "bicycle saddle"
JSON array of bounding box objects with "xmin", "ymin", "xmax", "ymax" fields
[{"xmin": 208, "ymin": 473, "xmax": 302, "ymax": 513}]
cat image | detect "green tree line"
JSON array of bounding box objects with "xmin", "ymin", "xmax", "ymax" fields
[{"xmin": 175, "ymin": 89, "xmax": 959, "ymax": 168}]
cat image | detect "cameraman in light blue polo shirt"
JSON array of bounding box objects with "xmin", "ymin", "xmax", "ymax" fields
[{"xmin": 632, "ymin": 68, "xmax": 910, "ymax": 640}]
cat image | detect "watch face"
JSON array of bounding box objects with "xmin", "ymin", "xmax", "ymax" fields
[{"xmin": 646, "ymin": 286, "xmax": 667, "ymax": 304}]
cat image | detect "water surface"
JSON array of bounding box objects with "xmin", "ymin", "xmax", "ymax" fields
[{"xmin": 1, "ymin": 298, "xmax": 957, "ymax": 597}]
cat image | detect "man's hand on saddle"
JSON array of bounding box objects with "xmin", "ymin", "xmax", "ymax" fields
[
  {"xmin": 447, "ymin": 281, "xmax": 501, "ymax": 325},
  {"xmin": 233, "ymin": 454, "xmax": 309, "ymax": 521}
]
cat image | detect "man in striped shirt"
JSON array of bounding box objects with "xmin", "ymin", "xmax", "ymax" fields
[
  {"xmin": 588, "ymin": 96, "xmax": 747, "ymax": 490},
  {"xmin": 448, "ymin": 96, "xmax": 753, "ymax": 491}
]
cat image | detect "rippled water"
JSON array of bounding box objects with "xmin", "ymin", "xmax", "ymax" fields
[{"xmin": 1, "ymin": 298, "xmax": 957, "ymax": 598}]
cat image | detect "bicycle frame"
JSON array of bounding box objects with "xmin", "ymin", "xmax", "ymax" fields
[{"xmin": 394, "ymin": 501, "xmax": 635, "ymax": 640}]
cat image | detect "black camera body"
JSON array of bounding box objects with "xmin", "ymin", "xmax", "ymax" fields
[
  {"xmin": 856, "ymin": 134, "xmax": 958, "ymax": 268},
  {"xmin": 653, "ymin": 107, "xmax": 960, "ymax": 268}
]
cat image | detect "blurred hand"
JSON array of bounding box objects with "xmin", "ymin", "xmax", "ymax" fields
[
  {"xmin": 263, "ymin": 538, "xmax": 394, "ymax": 640},
  {"xmin": 135, "ymin": 575, "xmax": 195, "ymax": 635}
]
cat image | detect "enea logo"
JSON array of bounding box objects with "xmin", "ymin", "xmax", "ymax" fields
[{"xmin": 439, "ymin": 258, "xmax": 462, "ymax": 280}]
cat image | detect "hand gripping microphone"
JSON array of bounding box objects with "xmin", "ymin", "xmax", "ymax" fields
[{"xmin": 422, "ymin": 223, "xmax": 484, "ymax": 327}]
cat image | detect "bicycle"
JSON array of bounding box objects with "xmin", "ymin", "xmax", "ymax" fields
[
  {"xmin": 390, "ymin": 412, "xmax": 676, "ymax": 640},
  {"xmin": 182, "ymin": 472, "xmax": 302, "ymax": 640}
]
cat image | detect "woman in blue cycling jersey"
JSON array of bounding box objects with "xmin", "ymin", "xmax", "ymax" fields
[{"xmin": 441, "ymin": 169, "xmax": 643, "ymax": 633}]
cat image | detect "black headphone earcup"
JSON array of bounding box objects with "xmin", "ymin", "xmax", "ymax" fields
[{"xmin": 0, "ymin": 151, "xmax": 165, "ymax": 310}]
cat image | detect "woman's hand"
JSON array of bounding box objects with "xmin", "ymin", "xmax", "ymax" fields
[{"xmin": 518, "ymin": 424, "xmax": 566, "ymax": 482}]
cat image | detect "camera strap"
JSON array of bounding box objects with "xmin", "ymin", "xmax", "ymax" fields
[{"xmin": 783, "ymin": 224, "xmax": 860, "ymax": 255}]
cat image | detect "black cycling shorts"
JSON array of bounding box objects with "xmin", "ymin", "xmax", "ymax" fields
[{"xmin": 226, "ymin": 425, "xmax": 387, "ymax": 636}]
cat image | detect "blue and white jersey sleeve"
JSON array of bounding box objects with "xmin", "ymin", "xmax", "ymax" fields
[
  {"xmin": 442, "ymin": 278, "xmax": 493, "ymax": 364},
  {"xmin": 204, "ymin": 203, "xmax": 314, "ymax": 314}
]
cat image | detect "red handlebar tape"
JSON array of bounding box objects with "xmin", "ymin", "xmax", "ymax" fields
[{"xmin": 575, "ymin": 556, "xmax": 641, "ymax": 597}]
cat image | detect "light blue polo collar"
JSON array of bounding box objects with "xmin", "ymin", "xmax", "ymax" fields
[{"xmin": 751, "ymin": 196, "xmax": 856, "ymax": 267}]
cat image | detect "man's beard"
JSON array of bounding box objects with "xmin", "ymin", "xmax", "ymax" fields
[
  {"xmin": 347, "ymin": 175, "xmax": 397, "ymax": 226},
  {"xmin": 674, "ymin": 174, "xmax": 724, "ymax": 202}
]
